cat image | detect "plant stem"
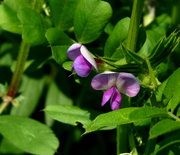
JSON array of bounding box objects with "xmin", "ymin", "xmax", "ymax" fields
[
  {"xmin": 126, "ymin": 0, "xmax": 145, "ymax": 52},
  {"xmin": 144, "ymin": 118, "xmax": 157, "ymax": 155},
  {"xmin": 171, "ymin": 0, "xmax": 180, "ymax": 29},
  {"xmin": 128, "ymin": 125, "xmax": 138, "ymax": 155},
  {"xmin": 7, "ymin": 40, "xmax": 30, "ymax": 98},
  {"xmin": 117, "ymin": 95, "xmax": 129, "ymax": 155},
  {"xmin": 144, "ymin": 94, "xmax": 158, "ymax": 155},
  {"xmin": 117, "ymin": 125, "xmax": 128, "ymax": 155},
  {"xmin": 168, "ymin": 112, "xmax": 180, "ymax": 122}
]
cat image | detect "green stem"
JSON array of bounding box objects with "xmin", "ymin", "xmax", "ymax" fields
[
  {"xmin": 168, "ymin": 112, "xmax": 180, "ymax": 122},
  {"xmin": 117, "ymin": 95, "xmax": 129, "ymax": 155},
  {"xmin": 146, "ymin": 58, "xmax": 157, "ymax": 90},
  {"xmin": 117, "ymin": 125, "xmax": 128, "ymax": 155},
  {"xmin": 171, "ymin": 0, "xmax": 180, "ymax": 29},
  {"xmin": 126, "ymin": 0, "xmax": 145, "ymax": 52},
  {"xmin": 145, "ymin": 94, "xmax": 158, "ymax": 155},
  {"xmin": 128, "ymin": 125, "xmax": 138, "ymax": 155},
  {"xmin": 7, "ymin": 40, "xmax": 30, "ymax": 98},
  {"xmin": 144, "ymin": 118, "xmax": 158, "ymax": 155}
]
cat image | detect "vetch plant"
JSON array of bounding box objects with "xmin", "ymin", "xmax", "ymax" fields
[
  {"xmin": 0, "ymin": 0, "xmax": 180, "ymax": 155},
  {"xmin": 67, "ymin": 43, "xmax": 98, "ymax": 77},
  {"xmin": 91, "ymin": 72, "xmax": 140, "ymax": 110}
]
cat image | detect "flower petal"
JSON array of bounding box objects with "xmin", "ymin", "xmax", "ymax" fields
[
  {"xmin": 116, "ymin": 73, "xmax": 140, "ymax": 97},
  {"xmin": 110, "ymin": 87, "xmax": 121, "ymax": 110},
  {"xmin": 101, "ymin": 86, "xmax": 114, "ymax": 106},
  {"xmin": 73, "ymin": 55, "xmax": 92, "ymax": 77},
  {"xmin": 80, "ymin": 45, "xmax": 98, "ymax": 72},
  {"xmin": 67, "ymin": 43, "xmax": 82, "ymax": 60},
  {"xmin": 91, "ymin": 72, "xmax": 119, "ymax": 90}
]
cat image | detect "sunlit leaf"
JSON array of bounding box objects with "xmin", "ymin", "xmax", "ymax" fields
[
  {"xmin": 49, "ymin": 0, "xmax": 79, "ymax": 30},
  {"xmin": 84, "ymin": 107, "xmax": 168, "ymax": 134},
  {"xmin": 0, "ymin": 0, "xmax": 30, "ymax": 34},
  {"xmin": 44, "ymin": 104, "xmax": 101, "ymax": 128},
  {"xmin": 46, "ymin": 28, "xmax": 73, "ymax": 65},
  {"xmin": 84, "ymin": 107, "xmax": 139, "ymax": 134},
  {"xmin": 104, "ymin": 17, "xmax": 130, "ymax": 58},
  {"xmin": 74, "ymin": 0, "xmax": 112, "ymax": 43},
  {"xmin": 18, "ymin": 8, "xmax": 47, "ymax": 46},
  {"xmin": 0, "ymin": 115, "xmax": 59, "ymax": 155},
  {"xmin": 163, "ymin": 68, "xmax": 180, "ymax": 112}
]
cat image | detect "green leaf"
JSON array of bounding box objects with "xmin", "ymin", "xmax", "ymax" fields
[
  {"xmin": 155, "ymin": 140, "xmax": 180, "ymax": 155},
  {"xmin": 122, "ymin": 45, "xmax": 145, "ymax": 64},
  {"xmin": 44, "ymin": 105, "xmax": 101, "ymax": 128},
  {"xmin": 0, "ymin": 3, "xmax": 22, "ymax": 33},
  {"xmin": 148, "ymin": 31, "xmax": 180, "ymax": 67},
  {"xmin": 84, "ymin": 107, "xmax": 139, "ymax": 134},
  {"xmin": 104, "ymin": 17, "xmax": 130, "ymax": 58},
  {"xmin": 46, "ymin": 28, "xmax": 73, "ymax": 65},
  {"xmin": 0, "ymin": 0, "xmax": 30, "ymax": 34},
  {"xmin": 62, "ymin": 61, "xmax": 73, "ymax": 71},
  {"xmin": 154, "ymin": 130, "xmax": 180, "ymax": 155},
  {"xmin": 0, "ymin": 115, "xmax": 59, "ymax": 155},
  {"xmin": 49, "ymin": 0, "xmax": 79, "ymax": 30},
  {"xmin": 0, "ymin": 138, "xmax": 24, "ymax": 155},
  {"xmin": 155, "ymin": 79, "xmax": 168, "ymax": 103},
  {"xmin": 75, "ymin": 70, "xmax": 98, "ymax": 86},
  {"xmin": 18, "ymin": 8, "xmax": 47, "ymax": 46},
  {"xmin": 85, "ymin": 107, "xmax": 167, "ymax": 134},
  {"xmin": 150, "ymin": 119, "xmax": 180, "ymax": 139},
  {"xmin": 10, "ymin": 74, "xmax": 45, "ymax": 116},
  {"xmin": 74, "ymin": 0, "xmax": 112, "ymax": 44},
  {"xmin": 163, "ymin": 68, "xmax": 180, "ymax": 112},
  {"xmin": 128, "ymin": 107, "xmax": 168, "ymax": 121}
]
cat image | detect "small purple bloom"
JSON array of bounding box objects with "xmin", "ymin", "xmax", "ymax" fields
[
  {"xmin": 91, "ymin": 72, "xmax": 140, "ymax": 111},
  {"xmin": 67, "ymin": 43, "xmax": 98, "ymax": 77}
]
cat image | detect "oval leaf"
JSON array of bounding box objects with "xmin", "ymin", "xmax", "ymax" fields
[
  {"xmin": 104, "ymin": 17, "xmax": 130, "ymax": 58},
  {"xmin": 49, "ymin": 0, "xmax": 79, "ymax": 30},
  {"xmin": 46, "ymin": 28, "xmax": 74, "ymax": 65},
  {"xmin": 74, "ymin": 0, "xmax": 112, "ymax": 44},
  {"xmin": 0, "ymin": 115, "xmax": 59, "ymax": 155},
  {"xmin": 150, "ymin": 119, "xmax": 180, "ymax": 139},
  {"xmin": 84, "ymin": 107, "xmax": 139, "ymax": 134},
  {"xmin": 128, "ymin": 107, "xmax": 168, "ymax": 121},
  {"xmin": 44, "ymin": 105, "xmax": 101, "ymax": 128},
  {"xmin": 18, "ymin": 8, "xmax": 47, "ymax": 46},
  {"xmin": 0, "ymin": 4, "xmax": 21, "ymax": 34}
]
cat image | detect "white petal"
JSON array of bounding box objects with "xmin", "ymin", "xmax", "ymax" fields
[
  {"xmin": 80, "ymin": 45, "xmax": 98, "ymax": 72},
  {"xmin": 116, "ymin": 73, "xmax": 140, "ymax": 97}
]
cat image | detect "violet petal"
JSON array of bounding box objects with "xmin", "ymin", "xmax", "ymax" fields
[
  {"xmin": 101, "ymin": 86, "xmax": 114, "ymax": 106},
  {"xmin": 116, "ymin": 73, "xmax": 140, "ymax": 97},
  {"xmin": 67, "ymin": 43, "xmax": 82, "ymax": 60},
  {"xmin": 80, "ymin": 45, "xmax": 98, "ymax": 72},
  {"xmin": 73, "ymin": 55, "xmax": 92, "ymax": 77},
  {"xmin": 110, "ymin": 87, "xmax": 121, "ymax": 110},
  {"xmin": 91, "ymin": 72, "xmax": 119, "ymax": 90}
]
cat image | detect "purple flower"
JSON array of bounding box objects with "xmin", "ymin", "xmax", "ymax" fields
[
  {"xmin": 91, "ymin": 72, "xmax": 140, "ymax": 111},
  {"xmin": 67, "ymin": 43, "xmax": 98, "ymax": 77}
]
